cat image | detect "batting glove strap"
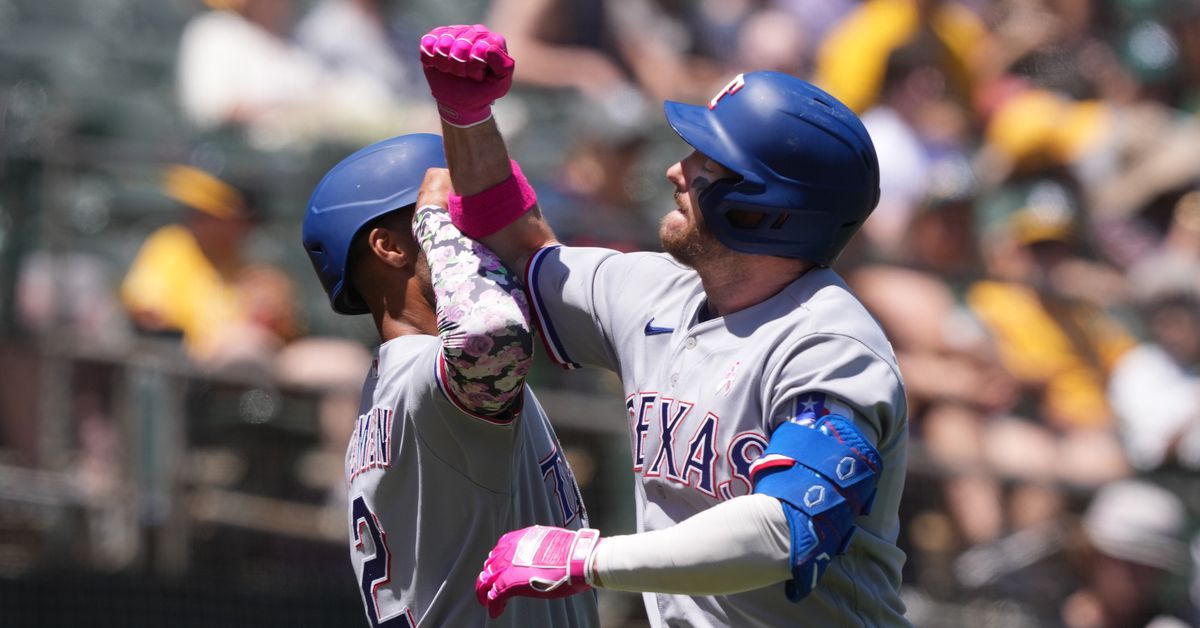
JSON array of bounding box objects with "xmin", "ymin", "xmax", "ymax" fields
[{"xmin": 571, "ymin": 528, "xmax": 601, "ymax": 585}]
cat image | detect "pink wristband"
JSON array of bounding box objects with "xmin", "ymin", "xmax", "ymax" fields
[{"xmin": 449, "ymin": 160, "xmax": 538, "ymax": 239}]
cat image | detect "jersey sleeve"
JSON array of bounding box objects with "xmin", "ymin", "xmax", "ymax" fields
[
  {"xmin": 761, "ymin": 333, "xmax": 906, "ymax": 449},
  {"xmin": 413, "ymin": 205, "xmax": 535, "ymax": 422},
  {"xmin": 744, "ymin": 334, "xmax": 900, "ymax": 602},
  {"xmin": 524, "ymin": 245, "xmax": 641, "ymax": 372}
]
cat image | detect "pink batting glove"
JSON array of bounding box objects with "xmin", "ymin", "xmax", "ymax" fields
[
  {"xmin": 419, "ymin": 24, "xmax": 515, "ymax": 127},
  {"xmin": 475, "ymin": 526, "xmax": 601, "ymax": 619}
]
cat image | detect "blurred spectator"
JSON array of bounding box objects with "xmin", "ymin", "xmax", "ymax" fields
[
  {"xmin": 732, "ymin": 8, "xmax": 811, "ymax": 76},
  {"xmin": 978, "ymin": 81, "xmax": 1200, "ymax": 230},
  {"xmin": 120, "ymin": 165, "xmax": 300, "ymax": 371},
  {"xmin": 487, "ymin": 0, "xmax": 716, "ymax": 112},
  {"xmin": 1062, "ymin": 480, "xmax": 1195, "ymax": 627},
  {"xmin": 771, "ymin": 0, "xmax": 857, "ymax": 50},
  {"xmin": 176, "ymin": 0, "xmax": 431, "ymax": 149},
  {"xmin": 860, "ymin": 38, "xmax": 974, "ymax": 255},
  {"xmin": 967, "ymin": 178, "xmax": 1132, "ymax": 483},
  {"xmin": 533, "ymin": 105, "xmax": 659, "ymax": 251},
  {"xmin": 273, "ymin": 336, "xmax": 371, "ymax": 514},
  {"xmin": 977, "ymin": 84, "xmax": 1112, "ymax": 187},
  {"xmin": 851, "ymin": 165, "xmax": 1022, "ymax": 546},
  {"xmin": 295, "ymin": 0, "xmax": 419, "ymax": 101},
  {"xmin": 903, "ymin": 156, "xmax": 982, "ymax": 286},
  {"xmin": 975, "ymin": 80, "xmax": 1200, "ymax": 284},
  {"xmin": 1110, "ymin": 252, "xmax": 1200, "ymax": 472},
  {"xmin": 1174, "ymin": 2, "xmax": 1200, "ymax": 112},
  {"xmin": 813, "ymin": 0, "xmax": 989, "ymax": 113},
  {"xmin": 16, "ymin": 251, "xmax": 131, "ymax": 348},
  {"xmin": 985, "ymin": 0, "xmax": 1136, "ymax": 103}
]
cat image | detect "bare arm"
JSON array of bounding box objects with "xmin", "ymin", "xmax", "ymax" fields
[{"xmin": 441, "ymin": 118, "xmax": 559, "ymax": 273}]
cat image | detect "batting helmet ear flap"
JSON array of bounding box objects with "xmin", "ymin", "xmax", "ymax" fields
[{"xmin": 694, "ymin": 167, "xmax": 767, "ymax": 231}]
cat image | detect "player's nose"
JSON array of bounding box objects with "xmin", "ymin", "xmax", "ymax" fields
[{"xmin": 665, "ymin": 160, "xmax": 686, "ymax": 192}]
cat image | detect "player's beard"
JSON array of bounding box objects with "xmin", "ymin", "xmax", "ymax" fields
[{"xmin": 660, "ymin": 198, "xmax": 724, "ymax": 269}]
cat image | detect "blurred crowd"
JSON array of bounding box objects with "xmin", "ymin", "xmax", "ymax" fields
[{"xmin": 2, "ymin": 0, "xmax": 1200, "ymax": 626}]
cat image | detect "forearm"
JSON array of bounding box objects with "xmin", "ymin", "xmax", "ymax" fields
[
  {"xmin": 413, "ymin": 204, "xmax": 534, "ymax": 416},
  {"xmin": 441, "ymin": 120, "xmax": 558, "ymax": 271},
  {"xmin": 442, "ymin": 118, "xmax": 512, "ymax": 195},
  {"xmin": 591, "ymin": 494, "xmax": 792, "ymax": 595}
]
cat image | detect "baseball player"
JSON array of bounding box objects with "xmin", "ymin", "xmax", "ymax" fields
[
  {"xmin": 418, "ymin": 26, "xmax": 911, "ymax": 626},
  {"xmin": 301, "ymin": 133, "xmax": 599, "ymax": 628}
]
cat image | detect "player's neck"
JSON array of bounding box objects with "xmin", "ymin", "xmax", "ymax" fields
[
  {"xmin": 373, "ymin": 288, "xmax": 438, "ymax": 342},
  {"xmin": 696, "ymin": 255, "xmax": 815, "ymax": 317}
]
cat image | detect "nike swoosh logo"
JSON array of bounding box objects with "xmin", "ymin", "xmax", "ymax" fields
[{"xmin": 644, "ymin": 317, "xmax": 674, "ymax": 336}]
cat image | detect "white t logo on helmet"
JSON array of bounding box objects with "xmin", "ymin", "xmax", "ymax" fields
[{"xmin": 708, "ymin": 73, "xmax": 746, "ymax": 110}]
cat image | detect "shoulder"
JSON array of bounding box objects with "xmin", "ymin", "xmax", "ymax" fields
[
  {"xmin": 609, "ymin": 251, "xmax": 698, "ymax": 287},
  {"xmin": 534, "ymin": 247, "xmax": 698, "ymax": 291},
  {"xmin": 539, "ymin": 247, "xmax": 685, "ymax": 271},
  {"xmin": 793, "ymin": 269, "xmax": 895, "ymax": 354},
  {"xmin": 765, "ymin": 271, "xmax": 908, "ymax": 434},
  {"xmin": 375, "ymin": 335, "xmax": 441, "ymax": 384}
]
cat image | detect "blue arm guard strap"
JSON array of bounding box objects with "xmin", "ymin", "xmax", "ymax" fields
[{"xmin": 751, "ymin": 415, "xmax": 883, "ymax": 602}]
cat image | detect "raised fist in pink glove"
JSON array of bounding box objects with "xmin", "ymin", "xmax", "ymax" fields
[
  {"xmin": 476, "ymin": 526, "xmax": 601, "ymax": 618},
  {"xmin": 420, "ymin": 24, "xmax": 515, "ymax": 127}
]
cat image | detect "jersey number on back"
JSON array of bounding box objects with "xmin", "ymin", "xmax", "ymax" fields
[{"xmin": 352, "ymin": 496, "xmax": 416, "ymax": 627}]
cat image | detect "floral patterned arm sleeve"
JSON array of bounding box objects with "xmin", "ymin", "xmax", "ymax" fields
[{"xmin": 413, "ymin": 204, "xmax": 535, "ymax": 418}]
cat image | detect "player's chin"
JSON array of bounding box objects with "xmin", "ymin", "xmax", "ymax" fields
[
  {"xmin": 661, "ymin": 207, "xmax": 689, "ymax": 230},
  {"xmin": 659, "ymin": 215, "xmax": 695, "ymax": 261},
  {"xmin": 659, "ymin": 212, "xmax": 686, "ymax": 242}
]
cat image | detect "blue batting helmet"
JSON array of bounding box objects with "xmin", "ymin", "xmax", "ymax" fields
[
  {"xmin": 664, "ymin": 71, "xmax": 880, "ymax": 264},
  {"xmin": 302, "ymin": 133, "xmax": 446, "ymax": 315}
]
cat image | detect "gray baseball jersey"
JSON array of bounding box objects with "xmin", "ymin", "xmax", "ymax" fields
[
  {"xmin": 526, "ymin": 246, "xmax": 910, "ymax": 627},
  {"xmin": 345, "ymin": 333, "xmax": 599, "ymax": 627}
]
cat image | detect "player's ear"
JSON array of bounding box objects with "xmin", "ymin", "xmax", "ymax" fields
[{"xmin": 365, "ymin": 226, "xmax": 416, "ymax": 271}]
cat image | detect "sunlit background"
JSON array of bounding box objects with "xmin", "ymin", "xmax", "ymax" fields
[{"xmin": 1, "ymin": 0, "xmax": 1199, "ymax": 626}]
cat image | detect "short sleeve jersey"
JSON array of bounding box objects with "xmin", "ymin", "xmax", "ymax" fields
[
  {"xmin": 526, "ymin": 246, "xmax": 910, "ymax": 627},
  {"xmin": 345, "ymin": 334, "xmax": 599, "ymax": 628}
]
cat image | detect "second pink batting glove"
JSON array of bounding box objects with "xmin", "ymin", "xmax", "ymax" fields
[
  {"xmin": 419, "ymin": 24, "xmax": 515, "ymax": 127},
  {"xmin": 475, "ymin": 526, "xmax": 601, "ymax": 618}
]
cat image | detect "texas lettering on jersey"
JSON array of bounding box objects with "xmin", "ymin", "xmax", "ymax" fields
[{"xmin": 625, "ymin": 391, "xmax": 850, "ymax": 501}]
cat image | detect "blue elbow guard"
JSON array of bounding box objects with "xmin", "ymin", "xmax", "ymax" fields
[{"xmin": 752, "ymin": 414, "xmax": 882, "ymax": 602}]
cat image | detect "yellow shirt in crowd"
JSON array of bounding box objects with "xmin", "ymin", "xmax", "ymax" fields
[
  {"xmin": 814, "ymin": 0, "xmax": 986, "ymax": 113},
  {"xmin": 120, "ymin": 224, "xmax": 246, "ymax": 360},
  {"xmin": 968, "ymin": 280, "xmax": 1135, "ymax": 429}
]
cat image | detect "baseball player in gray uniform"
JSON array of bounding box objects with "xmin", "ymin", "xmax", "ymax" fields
[
  {"xmin": 301, "ymin": 133, "xmax": 599, "ymax": 628},
  {"xmin": 417, "ymin": 25, "xmax": 911, "ymax": 627}
]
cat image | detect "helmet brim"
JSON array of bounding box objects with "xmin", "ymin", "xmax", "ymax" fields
[{"xmin": 663, "ymin": 100, "xmax": 753, "ymax": 178}]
